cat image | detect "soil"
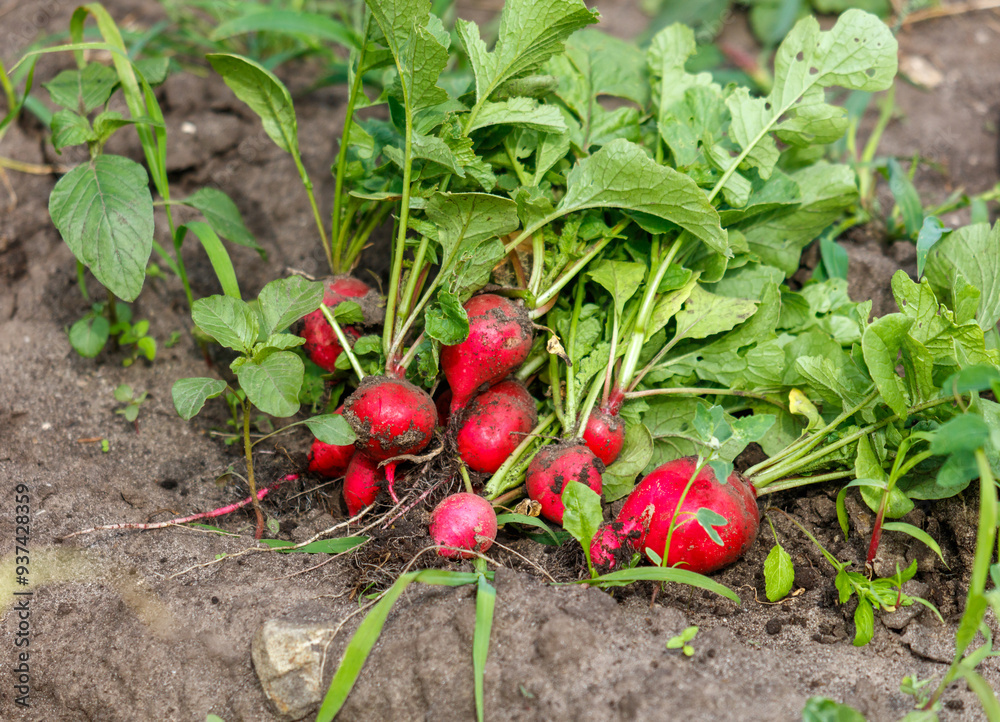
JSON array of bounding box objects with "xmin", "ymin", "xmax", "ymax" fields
[{"xmin": 2, "ymin": 2, "xmax": 1000, "ymax": 721}]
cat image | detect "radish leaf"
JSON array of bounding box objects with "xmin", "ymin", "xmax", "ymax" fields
[
  {"xmin": 305, "ymin": 414, "xmax": 357, "ymax": 446},
  {"xmin": 764, "ymin": 543, "xmax": 794, "ymax": 602}
]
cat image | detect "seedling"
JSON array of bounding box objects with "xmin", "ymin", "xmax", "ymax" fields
[
  {"xmin": 68, "ymin": 301, "xmax": 155, "ymax": 365},
  {"xmin": 666, "ymin": 626, "xmax": 699, "ymax": 657},
  {"xmin": 113, "ymin": 384, "xmax": 148, "ymax": 423}
]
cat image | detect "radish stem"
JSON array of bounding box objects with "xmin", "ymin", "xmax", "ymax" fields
[{"xmin": 319, "ymin": 304, "xmax": 366, "ymax": 382}]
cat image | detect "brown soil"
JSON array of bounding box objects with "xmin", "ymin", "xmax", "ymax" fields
[{"xmin": 2, "ymin": 2, "xmax": 1000, "ymax": 721}]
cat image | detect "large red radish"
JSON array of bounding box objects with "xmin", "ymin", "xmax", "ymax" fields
[
  {"xmin": 441, "ymin": 294, "xmax": 533, "ymax": 413},
  {"xmin": 343, "ymin": 376, "xmax": 438, "ymax": 502},
  {"xmin": 429, "ymin": 493, "xmax": 498, "ymax": 558},
  {"xmin": 525, "ymin": 441, "xmax": 604, "ymax": 524},
  {"xmin": 456, "ymin": 380, "xmax": 537, "ymax": 473},
  {"xmin": 616, "ymin": 456, "xmax": 759, "ymax": 574},
  {"xmin": 300, "ymin": 276, "xmax": 372, "ymax": 372}
]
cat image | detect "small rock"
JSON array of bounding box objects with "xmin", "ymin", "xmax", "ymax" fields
[
  {"xmin": 765, "ymin": 617, "xmax": 783, "ymax": 635},
  {"xmin": 252, "ymin": 618, "xmax": 336, "ymax": 721}
]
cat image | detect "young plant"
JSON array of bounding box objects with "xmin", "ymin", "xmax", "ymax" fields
[
  {"xmin": 113, "ymin": 384, "xmax": 148, "ymax": 424},
  {"xmin": 666, "ymin": 626, "xmax": 699, "ymax": 657}
]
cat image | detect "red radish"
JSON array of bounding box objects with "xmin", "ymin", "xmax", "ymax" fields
[
  {"xmin": 300, "ymin": 276, "xmax": 371, "ymax": 372},
  {"xmin": 441, "ymin": 294, "xmax": 533, "ymax": 413},
  {"xmin": 616, "ymin": 456, "xmax": 759, "ymax": 574},
  {"xmin": 306, "ymin": 405, "xmax": 354, "ymax": 477},
  {"xmin": 343, "ymin": 452, "xmax": 384, "ymax": 516},
  {"xmin": 590, "ymin": 517, "xmax": 644, "ymax": 570},
  {"xmin": 429, "ymin": 492, "xmax": 498, "ymax": 558},
  {"xmin": 435, "ymin": 389, "xmax": 453, "ymax": 428},
  {"xmin": 583, "ymin": 408, "xmax": 625, "ymax": 466},
  {"xmin": 525, "ymin": 441, "xmax": 604, "ymax": 524},
  {"xmin": 456, "ymin": 380, "xmax": 538, "ymax": 474},
  {"xmin": 343, "ymin": 376, "xmax": 438, "ymax": 503}
]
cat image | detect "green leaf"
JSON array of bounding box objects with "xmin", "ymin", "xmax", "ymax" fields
[
  {"xmin": 236, "ymin": 350, "xmax": 304, "ymax": 418},
  {"xmin": 259, "ymin": 333, "xmax": 306, "ymax": 352},
  {"xmin": 801, "ymin": 697, "xmax": 867, "ymax": 722},
  {"xmin": 605, "ymin": 423, "xmax": 654, "ymax": 478},
  {"xmin": 305, "ymin": 413, "xmax": 357, "ymax": 446},
  {"xmin": 925, "ymin": 222, "xmax": 1000, "ymax": 331},
  {"xmin": 915, "ymin": 216, "xmax": 949, "ymax": 279},
  {"xmin": 495, "ymin": 513, "xmax": 564, "ymax": 545},
  {"xmin": 724, "ymin": 10, "xmax": 896, "ymax": 183},
  {"xmin": 207, "ymin": 53, "xmax": 299, "ymax": 155},
  {"xmin": 819, "ymin": 236, "xmax": 849, "ymax": 280},
  {"xmin": 175, "ymin": 222, "xmax": 241, "ymax": 300},
  {"xmin": 930, "ymin": 413, "xmax": 990, "ymax": 456},
  {"xmin": 114, "ymin": 384, "xmax": 133, "ymax": 403},
  {"xmin": 49, "ymin": 155, "xmax": 154, "ymax": 302},
  {"xmin": 44, "ymin": 63, "xmax": 118, "ymax": 113},
  {"xmin": 91, "ymin": 111, "xmax": 138, "ymax": 144},
  {"xmin": 693, "ymin": 507, "xmax": 728, "ymax": 546},
  {"xmin": 562, "ymin": 481, "xmax": 603, "ymax": 563},
  {"xmin": 467, "ymin": 98, "xmax": 566, "ymax": 134},
  {"xmin": 211, "ymin": 9, "xmax": 358, "ymax": 48},
  {"xmin": 887, "ymin": 158, "xmax": 923, "ymax": 239},
  {"xmin": 133, "ymin": 57, "xmax": 170, "ymax": 86},
  {"xmin": 473, "ymin": 575, "xmax": 495, "ymax": 722},
  {"xmin": 457, "ymin": 0, "xmax": 599, "ymax": 106},
  {"xmin": 179, "ymin": 187, "xmax": 261, "ymax": 253},
  {"xmin": 192, "ymin": 295, "xmax": 259, "ymax": 353},
  {"xmin": 50, "ymin": 110, "xmax": 95, "ymax": 150},
  {"xmin": 258, "ymin": 276, "xmax": 324, "ymax": 336},
  {"xmin": 861, "ymin": 314, "xmax": 913, "ymax": 418},
  {"xmin": 673, "ymin": 284, "xmax": 758, "ymax": 341},
  {"xmin": 172, "ymin": 377, "xmax": 227, "ymax": 420},
  {"xmin": 764, "ymin": 543, "xmax": 795, "ymax": 602},
  {"xmin": 588, "ymin": 260, "xmax": 646, "ymax": 318},
  {"xmin": 853, "ymin": 597, "xmax": 874, "ymax": 646},
  {"xmin": 259, "ymin": 537, "xmax": 368, "ymax": 554},
  {"xmin": 425, "ymin": 289, "xmax": 469, "ymax": 345},
  {"xmin": 957, "ymin": 668, "xmax": 1000, "ymax": 722},
  {"xmin": 880, "ymin": 522, "xmax": 946, "ymax": 566},
  {"xmin": 589, "ymin": 566, "xmax": 740, "ymax": 602},
  {"xmin": 68, "ymin": 315, "xmax": 109, "ymax": 357},
  {"xmin": 558, "ymin": 139, "xmax": 728, "ymax": 255}
]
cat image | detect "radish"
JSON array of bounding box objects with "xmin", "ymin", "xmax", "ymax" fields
[
  {"xmin": 429, "ymin": 492, "xmax": 498, "ymax": 558},
  {"xmin": 612, "ymin": 456, "xmax": 759, "ymax": 574},
  {"xmin": 343, "ymin": 376, "xmax": 438, "ymax": 502},
  {"xmin": 525, "ymin": 441, "xmax": 604, "ymax": 524},
  {"xmin": 343, "ymin": 452, "xmax": 384, "ymax": 516},
  {"xmin": 582, "ymin": 407, "xmax": 625, "ymax": 466},
  {"xmin": 306, "ymin": 405, "xmax": 354, "ymax": 477},
  {"xmin": 590, "ymin": 517, "xmax": 644, "ymax": 570},
  {"xmin": 300, "ymin": 276, "xmax": 371, "ymax": 371},
  {"xmin": 441, "ymin": 294, "xmax": 534, "ymax": 413},
  {"xmin": 456, "ymin": 380, "xmax": 538, "ymax": 474}
]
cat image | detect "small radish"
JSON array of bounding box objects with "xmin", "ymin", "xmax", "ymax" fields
[
  {"xmin": 429, "ymin": 492, "xmax": 497, "ymax": 558},
  {"xmin": 617, "ymin": 456, "xmax": 759, "ymax": 574},
  {"xmin": 441, "ymin": 294, "xmax": 533, "ymax": 413},
  {"xmin": 456, "ymin": 380, "xmax": 538, "ymax": 474},
  {"xmin": 343, "ymin": 376, "xmax": 438, "ymax": 503},
  {"xmin": 525, "ymin": 441, "xmax": 604, "ymax": 524},
  {"xmin": 590, "ymin": 517, "xmax": 644, "ymax": 570},
  {"xmin": 582, "ymin": 407, "xmax": 625, "ymax": 466},
  {"xmin": 306, "ymin": 405, "xmax": 354, "ymax": 477},
  {"xmin": 343, "ymin": 452, "xmax": 384, "ymax": 516},
  {"xmin": 300, "ymin": 276, "xmax": 371, "ymax": 372}
]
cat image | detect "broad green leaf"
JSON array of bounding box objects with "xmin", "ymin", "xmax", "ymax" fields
[
  {"xmin": 457, "ymin": 0, "xmax": 598, "ymax": 107},
  {"xmin": 925, "ymin": 222, "xmax": 1000, "ymax": 331},
  {"xmin": 192, "ymin": 295, "xmax": 259, "ymax": 352},
  {"xmin": 648, "ymin": 24, "xmax": 715, "ymax": 154},
  {"xmin": 113, "ymin": 384, "xmax": 133, "ymax": 403},
  {"xmin": 44, "ymin": 63, "xmax": 117, "ymax": 113},
  {"xmin": 559, "ymin": 139, "xmax": 728, "ymax": 255},
  {"xmin": 91, "ymin": 111, "xmax": 139, "ymax": 144},
  {"xmin": 236, "ymin": 350, "xmax": 304, "ymax": 417},
  {"xmin": 175, "ymin": 222, "xmax": 241, "ymax": 300},
  {"xmin": 180, "ymin": 187, "xmax": 261, "ymax": 252},
  {"xmin": 207, "ymin": 53, "xmax": 298, "ymax": 155},
  {"xmin": 854, "ymin": 434, "xmax": 913, "ymax": 518},
  {"xmin": 673, "ymin": 284, "xmax": 758, "ymax": 341},
  {"xmin": 133, "ymin": 57, "xmax": 170, "ymax": 86},
  {"xmin": 588, "ymin": 260, "xmax": 645, "ymax": 318},
  {"xmin": 887, "ymin": 158, "xmax": 923, "ymax": 238},
  {"xmin": 915, "ymin": 217, "xmax": 949, "ymax": 280},
  {"xmin": 764, "ymin": 543, "xmax": 794, "ymax": 602},
  {"xmin": 51, "ymin": 110, "xmax": 95, "ymax": 150},
  {"xmin": 801, "ymin": 697, "xmax": 867, "ymax": 722},
  {"xmin": 861, "ymin": 314, "xmax": 913, "ymax": 418},
  {"xmin": 724, "ymin": 11, "xmax": 896, "ymax": 184},
  {"xmin": 647, "ymin": 273, "xmax": 699, "ymax": 341},
  {"xmin": 304, "ymin": 413, "xmax": 357, "ymax": 446},
  {"xmin": 49, "ymin": 155, "xmax": 154, "ymax": 302},
  {"xmin": 211, "ymin": 9, "xmax": 358, "ymax": 48},
  {"xmin": 68, "ymin": 315, "xmax": 109, "ymax": 357},
  {"xmin": 425, "ymin": 289, "xmax": 469, "ymax": 345},
  {"xmin": 259, "ymin": 333, "xmax": 306, "ymax": 351},
  {"xmin": 819, "ymin": 237, "xmax": 849, "ymax": 280},
  {"xmin": 853, "ymin": 597, "xmax": 874, "ymax": 646},
  {"xmin": 930, "ymin": 414, "xmax": 991, "ymax": 457},
  {"xmin": 467, "ymin": 98, "xmax": 566, "ymax": 134},
  {"xmin": 562, "ymin": 481, "xmax": 603, "ymax": 562},
  {"xmin": 605, "ymin": 423, "xmax": 654, "ymax": 478},
  {"xmin": 258, "ymin": 276, "xmax": 323, "ymax": 336},
  {"xmin": 172, "ymin": 377, "xmax": 227, "ymax": 420}
]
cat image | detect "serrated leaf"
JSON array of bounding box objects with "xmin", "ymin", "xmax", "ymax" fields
[
  {"xmin": 588, "ymin": 260, "xmax": 645, "ymax": 318},
  {"xmin": 925, "ymin": 222, "xmax": 1000, "ymax": 331},
  {"xmin": 192, "ymin": 295, "xmax": 259, "ymax": 352},
  {"xmin": 49, "ymin": 155, "xmax": 154, "ymax": 302},
  {"xmin": 425, "ymin": 289, "xmax": 469, "ymax": 345},
  {"xmin": 305, "ymin": 413, "xmax": 357, "ymax": 446},
  {"xmin": 558, "ymin": 139, "xmax": 728, "ymax": 255},
  {"xmin": 258, "ymin": 276, "xmax": 324, "ymax": 336},
  {"xmin": 91, "ymin": 111, "xmax": 138, "ymax": 144},
  {"xmin": 44, "ymin": 63, "xmax": 118, "ymax": 113},
  {"xmin": 172, "ymin": 377, "xmax": 227, "ymax": 420},
  {"xmin": 180, "ymin": 187, "xmax": 261, "ymax": 252},
  {"xmin": 467, "ymin": 98, "xmax": 566, "ymax": 134},
  {"xmin": 236, "ymin": 350, "xmax": 304, "ymax": 417},
  {"xmin": 673, "ymin": 284, "xmax": 758, "ymax": 341},
  {"xmin": 764, "ymin": 543, "xmax": 794, "ymax": 601},
  {"xmin": 68, "ymin": 315, "xmax": 109, "ymax": 357},
  {"xmin": 207, "ymin": 53, "xmax": 299, "ymax": 155},
  {"xmin": 457, "ymin": 0, "xmax": 599, "ymax": 107}
]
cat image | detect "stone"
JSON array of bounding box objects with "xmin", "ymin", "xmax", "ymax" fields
[{"xmin": 251, "ymin": 618, "xmax": 336, "ymax": 721}]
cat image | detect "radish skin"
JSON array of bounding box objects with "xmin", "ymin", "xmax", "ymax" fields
[
  {"xmin": 306, "ymin": 405, "xmax": 354, "ymax": 477},
  {"xmin": 429, "ymin": 492, "xmax": 498, "ymax": 558},
  {"xmin": 457, "ymin": 380, "xmax": 538, "ymax": 474},
  {"xmin": 343, "ymin": 452, "xmax": 384, "ymax": 516},
  {"xmin": 525, "ymin": 441, "xmax": 604, "ymax": 524},
  {"xmin": 300, "ymin": 276, "xmax": 371, "ymax": 371},
  {"xmin": 583, "ymin": 408, "xmax": 625, "ymax": 466}
]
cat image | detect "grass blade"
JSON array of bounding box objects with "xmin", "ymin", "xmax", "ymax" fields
[
  {"xmin": 880, "ymin": 521, "xmax": 946, "ymax": 567},
  {"xmin": 588, "ymin": 566, "xmax": 740, "ymax": 603},
  {"xmin": 473, "ymin": 575, "xmax": 496, "ymax": 722}
]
